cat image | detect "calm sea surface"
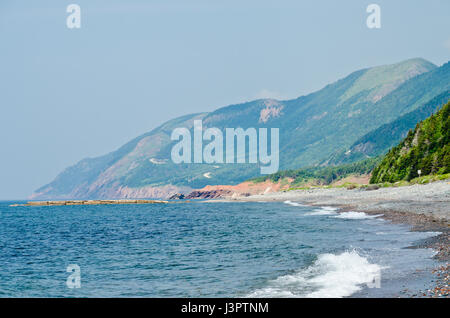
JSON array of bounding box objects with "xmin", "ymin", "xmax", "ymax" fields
[{"xmin": 0, "ymin": 201, "xmax": 441, "ymax": 297}]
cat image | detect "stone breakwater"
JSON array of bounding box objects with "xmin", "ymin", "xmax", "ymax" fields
[{"xmin": 10, "ymin": 199, "xmax": 168, "ymax": 207}]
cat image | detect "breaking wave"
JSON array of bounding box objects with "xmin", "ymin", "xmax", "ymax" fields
[
  {"xmin": 304, "ymin": 206, "xmax": 338, "ymax": 216},
  {"xmin": 333, "ymin": 212, "xmax": 384, "ymax": 220},
  {"xmin": 247, "ymin": 250, "xmax": 382, "ymax": 298},
  {"xmin": 283, "ymin": 200, "xmax": 304, "ymax": 207}
]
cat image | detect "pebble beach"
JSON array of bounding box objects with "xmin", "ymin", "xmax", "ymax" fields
[{"xmin": 220, "ymin": 180, "xmax": 450, "ymax": 297}]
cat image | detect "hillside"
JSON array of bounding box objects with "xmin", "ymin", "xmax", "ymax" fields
[
  {"xmin": 325, "ymin": 90, "xmax": 450, "ymax": 165},
  {"xmin": 370, "ymin": 100, "xmax": 450, "ymax": 183},
  {"xmin": 32, "ymin": 58, "xmax": 449, "ymax": 200},
  {"xmin": 251, "ymin": 157, "xmax": 380, "ymax": 187}
]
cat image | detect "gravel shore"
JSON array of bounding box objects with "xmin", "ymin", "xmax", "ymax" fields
[
  {"xmin": 223, "ymin": 180, "xmax": 449, "ymax": 259},
  {"xmin": 219, "ymin": 180, "xmax": 450, "ymax": 297},
  {"xmin": 226, "ymin": 180, "xmax": 449, "ymax": 220}
]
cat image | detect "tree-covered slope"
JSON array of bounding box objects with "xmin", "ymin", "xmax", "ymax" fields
[
  {"xmin": 370, "ymin": 100, "xmax": 450, "ymax": 183},
  {"xmin": 325, "ymin": 90, "xmax": 450, "ymax": 165}
]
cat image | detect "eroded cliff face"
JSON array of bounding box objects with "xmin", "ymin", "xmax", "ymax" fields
[
  {"xmin": 31, "ymin": 178, "xmax": 289, "ymax": 201},
  {"xmin": 30, "ymin": 183, "xmax": 193, "ymax": 200},
  {"xmin": 171, "ymin": 179, "xmax": 293, "ymax": 200}
]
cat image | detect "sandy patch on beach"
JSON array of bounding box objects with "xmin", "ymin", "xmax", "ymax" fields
[{"xmin": 199, "ymin": 179, "xmax": 293, "ymax": 196}]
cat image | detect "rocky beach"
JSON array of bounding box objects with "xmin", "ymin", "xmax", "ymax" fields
[{"xmin": 208, "ymin": 180, "xmax": 450, "ymax": 297}]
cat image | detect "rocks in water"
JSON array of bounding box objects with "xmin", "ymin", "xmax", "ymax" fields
[
  {"xmin": 168, "ymin": 190, "xmax": 251, "ymax": 200},
  {"xmin": 168, "ymin": 193, "xmax": 185, "ymax": 200},
  {"xmin": 185, "ymin": 189, "xmax": 232, "ymax": 199},
  {"xmin": 168, "ymin": 189, "xmax": 252, "ymax": 200},
  {"xmin": 428, "ymin": 264, "xmax": 449, "ymax": 297},
  {"xmin": 15, "ymin": 199, "xmax": 168, "ymax": 207}
]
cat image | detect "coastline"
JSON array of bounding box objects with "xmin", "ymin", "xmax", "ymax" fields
[
  {"xmin": 211, "ymin": 180, "xmax": 449, "ymax": 297},
  {"xmin": 9, "ymin": 199, "xmax": 168, "ymax": 207}
]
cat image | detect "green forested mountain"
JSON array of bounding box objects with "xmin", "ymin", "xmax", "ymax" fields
[
  {"xmin": 325, "ymin": 90, "xmax": 450, "ymax": 165},
  {"xmin": 370, "ymin": 100, "xmax": 450, "ymax": 183},
  {"xmin": 32, "ymin": 58, "xmax": 449, "ymax": 199}
]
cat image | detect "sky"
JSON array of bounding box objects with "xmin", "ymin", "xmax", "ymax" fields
[{"xmin": 0, "ymin": 0, "xmax": 449, "ymax": 200}]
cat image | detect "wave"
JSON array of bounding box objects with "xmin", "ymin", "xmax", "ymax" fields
[
  {"xmin": 247, "ymin": 250, "xmax": 382, "ymax": 298},
  {"xmin": 333, "ymin": 212, "xmax": 384, "ymax": 220},
  {"xmin": 304, "ymin": 206, "xmax": 338, "ymax": 216},
  {"xmin": 283, "ymin": 200, "xmax": 304, "ymax": 207}
]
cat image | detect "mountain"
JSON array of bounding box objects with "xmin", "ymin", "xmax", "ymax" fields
[
  {"xmin": 370, "ymin": 99, "xmax": 450, "ymax": 183},
  {"xmin": 32, "ymin": 58, "xmax": 449, "ymax": 199},
  {"xmin": 325, "ymin": 90, "xmax": 450, "ymax": 165}
]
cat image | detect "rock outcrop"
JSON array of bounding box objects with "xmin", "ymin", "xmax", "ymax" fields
[{"xmin": 185, "ymin": 189, "xmax": 232, "ymax": 199}]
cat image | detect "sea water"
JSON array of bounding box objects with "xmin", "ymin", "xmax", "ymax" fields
[{"xmin": 0, "ymin": 201, "xmax": 440, "ymax": 297}]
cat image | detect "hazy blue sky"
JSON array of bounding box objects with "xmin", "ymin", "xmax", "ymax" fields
[{"xmin": 0, "ymin": 0, "xmax": 449, "ymax": 199}]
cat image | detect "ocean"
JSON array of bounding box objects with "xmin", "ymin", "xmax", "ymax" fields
[{"xmin": 0, "ymin": 200, "xmax": 441, "ymax": 297}]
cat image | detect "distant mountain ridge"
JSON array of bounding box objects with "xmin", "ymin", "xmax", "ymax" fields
[{"xmin": 32, "ymin": 58, "xmax": 449, "ymax": 199}]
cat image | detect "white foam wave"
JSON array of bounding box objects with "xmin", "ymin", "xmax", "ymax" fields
[
  {"xmin": 304, "ymin": 206, "xmax": 338, "ymax": 216},
  {"xmin": 333, "ymin": 212, "xmax": 384, "ymax": 220},
  {"xmin": 284, "ymin": 200, "xmax": 303, "ymax": 207},
  {"xmin": 247, "ymin": 251, "xmax": 382, "ymax": 298}
]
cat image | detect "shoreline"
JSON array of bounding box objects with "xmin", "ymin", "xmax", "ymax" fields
[
  {"xmin": 9, "ymin": 199, "xmax": 168, "ymax": 207},
  {"xmin": 214, "ymin": 180, "xmax": 449, "ymax": 261},
  {"xmin": 211, "ymin": 180, "xmax": 449, "ymax": 254},
  {"xmin": 211, "ymin": 180, "xmax": 449, "ymax": 297}
]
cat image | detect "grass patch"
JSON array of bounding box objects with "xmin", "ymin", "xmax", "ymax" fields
[{"xmin": 284, "ymin": 173, "xmax": 449, "ymax": 191}]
